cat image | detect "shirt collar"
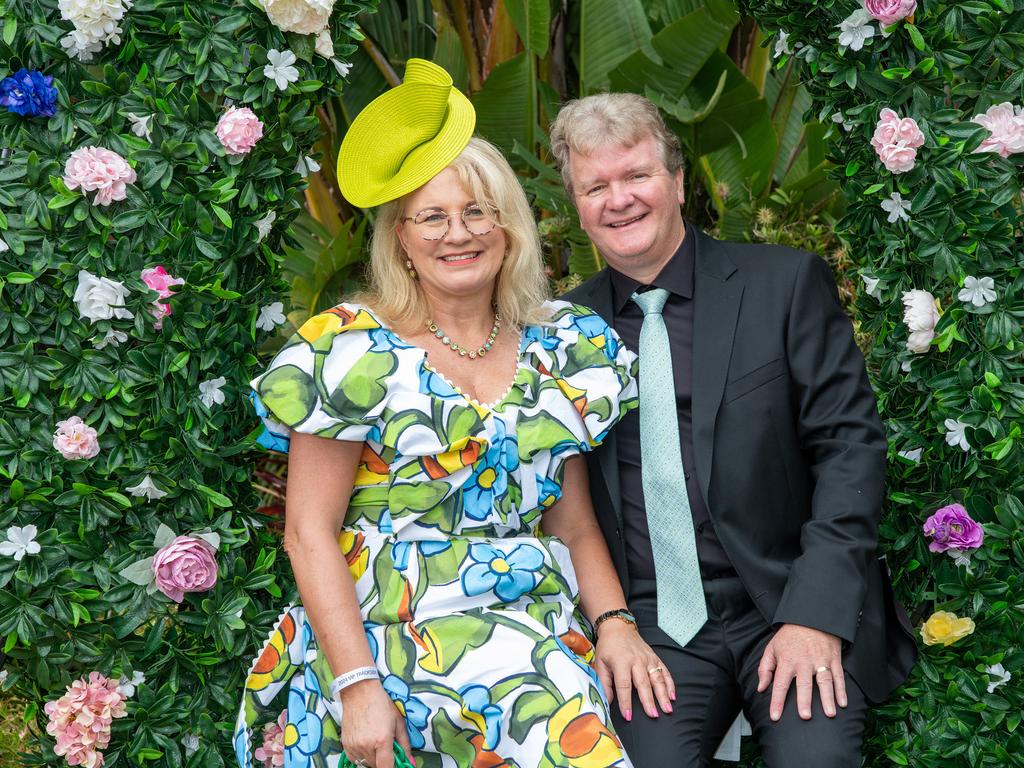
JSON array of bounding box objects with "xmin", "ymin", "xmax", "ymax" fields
[{"xmin": 609, "ymin": 221, "xmax": 695, "ymax": 313}]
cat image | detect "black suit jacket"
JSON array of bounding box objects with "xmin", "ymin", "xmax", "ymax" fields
[{"xmin": 565, "ymin": 227, "xmax": 917, "ymax": 703}]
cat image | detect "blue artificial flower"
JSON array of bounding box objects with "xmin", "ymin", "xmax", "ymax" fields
[
  {"xmin": 461, "ymin": 542, "xmax": 544, "ymax": 602},
  {"xmin": 0, "ymin": 68, "xmax": 58, "ymax": 117},
  {"xmin": 458, "ymin": 684, "xmax": 504, "ymax": 750},
  {"xmin": 382, "ymin": 675, "xmax": 430, "ymax": 749}
]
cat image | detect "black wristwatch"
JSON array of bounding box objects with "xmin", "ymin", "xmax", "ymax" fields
[{"xmin": 593, "ymin": 608, "xmax": 637, "ymax": 634}]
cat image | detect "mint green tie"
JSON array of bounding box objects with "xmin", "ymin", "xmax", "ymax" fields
[{"xmin": 631, "ymin": 289, "xmax": 708, "ymax": 647}]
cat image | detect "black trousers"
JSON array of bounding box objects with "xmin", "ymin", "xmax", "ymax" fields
[{"xmin": 613, "ymin": 577, "xmax": 868, "ymax": 768}]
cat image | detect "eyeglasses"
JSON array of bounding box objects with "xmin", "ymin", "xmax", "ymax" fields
[{"xmin": 401, "ymin": 204, "xmax": 497, "ymax": 241}]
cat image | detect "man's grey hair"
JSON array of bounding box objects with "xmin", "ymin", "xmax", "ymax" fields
[{"xmin": 549, "ymin": 92, "xmax": 684, "ymax": 196}]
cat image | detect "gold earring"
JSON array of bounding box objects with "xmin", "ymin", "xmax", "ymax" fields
[{"xmin": 405, "ymin": 259, "xmax": 417, "ymax": 280}]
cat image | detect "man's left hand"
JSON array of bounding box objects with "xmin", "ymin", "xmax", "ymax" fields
[{"xmin": 756, "ymin": 624, "xmax": 846, "ymax": 721}]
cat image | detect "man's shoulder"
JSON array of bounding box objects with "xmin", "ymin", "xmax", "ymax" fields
[
  {"xmin": 703, "ymin": 230, "xmax": 820, "ymax": 277},
  {"xmin": 561, "ymin": 269, "xmax": 608, "ymax": 307}
]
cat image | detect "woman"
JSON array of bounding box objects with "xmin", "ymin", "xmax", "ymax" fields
[{"xmin": 233, "ymin": 60, "xmax": 673, "ymax": 768}]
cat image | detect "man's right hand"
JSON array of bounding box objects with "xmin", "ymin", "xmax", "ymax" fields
[{"xmin": 338, "ymin": 681, "xmax": 415, "ymax": 768}]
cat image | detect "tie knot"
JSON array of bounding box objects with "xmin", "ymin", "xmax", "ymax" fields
[{"xmin": 631, "ymin": 288, "xmax": 669, "ymax": 316}]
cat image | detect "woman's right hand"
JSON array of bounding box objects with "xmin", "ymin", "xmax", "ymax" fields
[{"xmin": 339, "ymin": 680, "xmax": 415, "ymax": 768}]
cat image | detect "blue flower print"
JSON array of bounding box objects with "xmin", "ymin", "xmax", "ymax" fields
[
  {"xmin": 459, "ymin": 684, "xmax": 504, "ymax": 750},
  {"xmin": 462, "ymin": 543, "xmax": 545, "ymax": 602},
  {"xmin": 283, "ymin": 687, "xmax": 324, "ymax": 768},
  {"xmin": 536, "ymin": 475, "xmax": 563, "ymax": 508},
  {"xmin": 373, "ymin": 327, "xmax": 413, "ymax": 353},
  {"xmin": 522, "ymin": 325, "xmax": 561, "ymax": 351},
  {"xmin": 364, "ymin": 623, "xmax": 379, "ymax": 661},
  {"xmin": 554, "ymin": 634, "xmax": 603, "ymax": 692},
  {"xmin": 382, "ymin": 675, "xmax": 430, "ymax": 749},
  {"xmin": 419, "ymin": 363, "xmax": 461, "ymax": 399},
  {"xmin": 393, "ymin": 540, "xmax": 452, "ymax": 572},
  {"xmin": 463, "ymin": 420, "xmax": 520, "ymax": 521},
  {"xmin": 567, "ymin": 312, "xmax": 621, "ymax": 361}
]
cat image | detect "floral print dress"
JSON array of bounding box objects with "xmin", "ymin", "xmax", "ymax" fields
[{"xmin": 233, "ymin": 300, "xmax": 638, "ymax": 768}]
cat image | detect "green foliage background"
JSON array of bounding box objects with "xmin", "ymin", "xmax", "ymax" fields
[
  {"xmin": 741, "ymin": 1, "xmax": 1024, "ymax": 766},
  {"xmin": 0, "ymin": 0, "xmax": 375, "ymax": 765}
]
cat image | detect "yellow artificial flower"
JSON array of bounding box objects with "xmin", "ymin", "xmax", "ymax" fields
[{"xmin": 920, "ymin": 610, "xmax": 975, "ymax": 647}]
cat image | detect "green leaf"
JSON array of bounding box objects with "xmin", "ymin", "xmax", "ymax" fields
[
  {"xmin": 504, "ymin": 0, "xmax": 551, "ymax": 57},
  {"xmin": 905, "ymin": 23, "xmax": 925, "ymax": 50},
  {"xmin": 210, "ymin": 204, "xmax": 232, "ymax": 228},
  {"xmin": 2, "ymin": 16, "xmax": 16, "ymax": 46},
  {"xmin": 579, "ymin": 0, "xmax": 653, "ymax": 93}
]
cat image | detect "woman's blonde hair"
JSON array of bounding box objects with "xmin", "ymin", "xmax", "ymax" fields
[{"xmin": 357, "ymin": 137, "xmax": 550, "ymax": 332}]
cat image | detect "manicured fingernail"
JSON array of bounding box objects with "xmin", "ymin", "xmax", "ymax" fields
[
  {"xmin": 665, "ymin": 703, "xmax": 673, "ymax": 713},
  {"xmin": 647, "ymin": 707, "xmax": 659, "ymax": 718},
  {"xmin": 826, "ymin": 708, "xmax": 835, "ymax": 717},
  {"xmin": 771, "ymin": 711, "xmax": 780, "ymax": 721},
  {"xmin": 670, "ymin": 691, "xmax": 676, "ymax": 701},
  {"xmin": 624, "ymin": 709, "xmax": 632, "ymax": 722}
]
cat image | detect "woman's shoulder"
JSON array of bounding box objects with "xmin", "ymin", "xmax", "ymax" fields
[
  {"xmin": 291, "ymin": 301, "xmax": 389, "ymax": 348},
  {"xmin": 526, "ymin": 299, "xmax": 626, "ymax": 361}
]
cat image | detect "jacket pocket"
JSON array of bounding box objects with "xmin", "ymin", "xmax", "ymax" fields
[{"xmin": 723, "ymin": 357, "xmax": 786, "ymax": 403}]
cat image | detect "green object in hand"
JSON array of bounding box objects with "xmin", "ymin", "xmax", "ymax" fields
[{"xmin": 338, "ymin": 742, "xmax": 414, "ymax": 767}]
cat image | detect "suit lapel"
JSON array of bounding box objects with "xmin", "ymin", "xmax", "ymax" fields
[
  {"xmin": 572, "ymin": 270, "xmax": 623, "ymax": 527},
  {"xmin": 691, "ymin": 230, "xmax": 742, "ymax": 508}
]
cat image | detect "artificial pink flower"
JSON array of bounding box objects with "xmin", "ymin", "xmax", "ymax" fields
[
  {"xmin": 53, "ymin": 416, "xmax": 101, "ymax": 460},
  {"xmin": 864, "ymin": 0, "xmax": 916, "ymax": 26},
  {"xmin": 152, "ymin": 535, "xmax": 218, "ymax": 602},
  {"xmin": 140, "ymin": 266, "xmax": 185, "ymax": 329},
  {"xmin": 970, "ymin": 102, "xmax": 1024, "ymax": 158},
  {"xmin": 215, "ymin": 106, "xmax": 264, "ymax": 155},
  {"xmin": 871, "ymin": 109, "xmax": 925, "ymax": 173},
  {"xmin": 44, "ymin": 672, "xmax": 128, "ymax": 768},
  {"xmin": 254, "ymin": 710, "xmax": 287, "ymax": 768},
  {"xmin": 923, "ymin": 503, "xmax": 984, "ymax": 552},
  {"xmin": 63, "ymin": 146, "xmax": 136, "ymax": 206}
]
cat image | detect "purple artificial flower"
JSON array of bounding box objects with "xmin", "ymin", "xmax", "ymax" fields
[
  {"xmin": 0, "ymin": 68, "xmax": 58, "ymax": 117},
  {"xmin": 922, "ymin": 503, "xmax": 984, "ymax": 552}
]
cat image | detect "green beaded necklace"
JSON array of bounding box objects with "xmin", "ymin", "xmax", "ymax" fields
[{"xmin": 426, "ymin": 306, "xmax": 500, "ymax": 360}]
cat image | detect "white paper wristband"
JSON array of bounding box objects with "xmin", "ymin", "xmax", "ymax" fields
[{"xmin": 328, "ymin": 666, "xmax": 379, "ymax": 698}]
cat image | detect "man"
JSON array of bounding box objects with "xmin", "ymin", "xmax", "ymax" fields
[{"xmin": 554, "ymin": 93, "xmax": 917, "ymax": 766}]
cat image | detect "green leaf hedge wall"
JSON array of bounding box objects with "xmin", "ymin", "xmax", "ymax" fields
[
  {"xmin": 741, "ymin": 2, "xmax": 1024, "ymax": 766},
  {"xmin": 0, "ymin": 0, "xmax": 375, "ymax": 765}
]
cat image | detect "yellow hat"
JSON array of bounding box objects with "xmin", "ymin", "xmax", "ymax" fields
[{"xmin": 337, "ymin": 59, "xmax": 476, "ymax": 209}]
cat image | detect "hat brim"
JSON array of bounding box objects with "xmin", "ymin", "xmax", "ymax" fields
[{"xmin": 338, "ymin": 87, "xmax": 475, "ymax": 209}]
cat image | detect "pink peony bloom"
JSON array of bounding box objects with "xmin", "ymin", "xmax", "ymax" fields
[
  {"xmin": 970, "ymin": 102, "xmax": 1024, "ymax": 158},
  {"xmin": 864, "ymin": 0, "xmax": 916, "ymax": 25},
  {"xmin": 871, "ymin": 109, "xmax": 925, "ymax": 173},
  {"xmin": 254, "ymin": 710, "xmax": 287, "ymax": 768},
  {"xmin": 215, "ymin": 106, "xmax": 264, "ymax": 155},
  {"xmin": 44, "ymin": 672, "xmax": 128, "ymax": 768},
  {"xmin": 923, "ymin": 503, "xmax": 984, "ymax": 552},
  {"xmin": 152, "ymin": 535, "xmax": 218, "ymax": 602},
  {"xmin": 53, "ymin": 416, "xmax": 101, "ymax": 460},
  {"xmin": 63, "ymin": 146, "xmax": 137, "ymax": 206},
  {"xmin": 140, "ymin": 266, "xmax": 185, "ymax": 329}
]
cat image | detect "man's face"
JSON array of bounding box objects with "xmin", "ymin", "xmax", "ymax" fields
[{"xmin": 568, "ymin": 135, "xmax": 685, "ymax": 280}]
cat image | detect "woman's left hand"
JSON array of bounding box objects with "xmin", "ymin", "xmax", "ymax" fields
[{"xmin": 593, "ymin": 621, "xmax": 676, "ymax": 721}]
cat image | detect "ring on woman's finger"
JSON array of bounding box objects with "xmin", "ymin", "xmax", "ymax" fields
[
  {"xmin": 815, "ymin": 665, "xmax": 830, "ymax": 677},
  {"xmin": 648, "ymin": 665, "xmax": 665, "ymax": 675}
]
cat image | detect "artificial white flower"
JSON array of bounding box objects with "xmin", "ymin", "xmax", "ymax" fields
[
  {"xmin": 125, "ymin": 474, "xmax": 168, "ymax": 500},
  {"xmin": 831, "ymin": 111, "xmax": 854, "ymax": 132},
  {"xmin": 0, "ymin": 524, "xmax": 41, "ymax": 561},
  {"xmin": 946, "ymin": 549, "xmax": 973, "ymax": 571},
  {"xmin": 93, "ymin": 328, "xmax": 128, "ymax": 349},
  {"xmin": 901, "ymin": 359, "xmax": 913, "ymax": 372},
  {"xmin": 958, "ymin": 275, "xmax": 997, "ymax": 308},
  {"xmin": 315, "ymin": 28, "xmax": 334, "ymax": 58},
  {"xmin": 881, "ymin": 192, "xmax": 911, "ymax": 223},
  {"xmin": 257, "ymin": 302, "xmax": 287, "ymax": 332},
  {"xmin": 117, "ymin": 671, "xmax": 146, "ymax": 697},
  {"xmin": 74, "ymin": 270, "xmax": 134, "ymax": 323},
  {"xmin": 182, "ymin": 734, "xmax": 200, "ymax": 758},
  {"xmin": 897, "ymin": 447, "xmax": 922, "ymax": 463},
  {"xmin": 294, "ymin": 154, "xmax": 322, "ymax": 177},
  {"xmin": 255, "ymin": 210, "xmax": 277, "ymax": 242},
  {"xmin": 126, "ymin": 112, "xmax": 154, "ymax": 142},
  {"xmin": 264, "ymin": 48, "xmax": 300, "ymax": 91},
  {"xmin": 901, "ymin": 289, "xmax": 939, "ymax": 354},
  {"xmin": 861, "ymin": 273, "xmax": 884, "ymax": 300},
  {"xmin": 0, "ymin": 236, "xmax": 8, "ymax": 252},
  {"xmin": 985, "ymin": 663, "xmax": 1011, "ymax": 694},
  {"xmin": 837, "ymin": 9, "xmax": 875, "ymax": 52},
  {"xmin": 773, "ymin": 31, "xmax": 792, "ymax": 58},
  {"xmin": 199, "ymin": 376, "xmax": 227, "ymax": 408},
  {"xmin": 943, "ymin": 418, "xmax": 971, "ymax": 452},
  {"xmin": 332, "ymin": 59, "xmax": 353, "ymax": 78},
  {"xmin": 263, "ymin": 0, "xmax": 333, "ymax": 35},
  {"xmin": 0, "ymin": 670, "xmax": 7, "ymax": 685},
  {"xmin": 58, "ymin": 0, "xmax": 132, "ymax": 61}
]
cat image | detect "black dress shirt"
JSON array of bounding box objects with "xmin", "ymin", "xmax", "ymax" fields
[{"xmin": 609, "ymin": 225, "xmax": 735, "ymax": 580}]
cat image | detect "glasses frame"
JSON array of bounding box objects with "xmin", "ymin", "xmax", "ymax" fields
[{"xmin": 400, "ymin": 203, "xmax": 498, "ymax": 241}]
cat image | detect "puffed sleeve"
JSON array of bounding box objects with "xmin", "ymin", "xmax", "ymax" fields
[
  {"xmin": 249, "ymin": 304, "xmax": 396, "ymax": 452},
  {"xmin": 527, "ymin": 300, "xmax": 638, "ymax": 448}
]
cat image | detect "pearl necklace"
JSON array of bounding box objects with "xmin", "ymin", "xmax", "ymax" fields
[{"xmin": 426, "ymin": 306, "xmax": 500, "ymax": 360}]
